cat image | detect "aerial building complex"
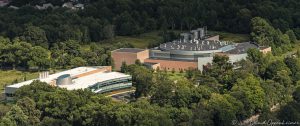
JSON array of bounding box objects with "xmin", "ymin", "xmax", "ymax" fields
[
  {"xmin": 5, "ymin": 66, "xmax": 132, "ymax": 100},
  {"xmin": 112, "ymin": 27, "xmax": 271, "ymax": 71}
]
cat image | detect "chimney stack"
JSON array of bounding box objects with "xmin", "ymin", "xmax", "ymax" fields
[{"xmin": 39, "ymin": 71, "xmax": 49, "ymax": 79}]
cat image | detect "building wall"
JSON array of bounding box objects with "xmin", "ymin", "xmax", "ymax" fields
[
  {"xmin": 198, "ymin": 57, "xmax": 214, "ymax": 72},
  {"xmin": 260, "ymin": 47, "xmax": 272, "ymax": 54},
  {"xmin": 205, "ymin": 35, "xmax": 220, "ymax": 41},
  {"xmin": 150, "ymin": 49, "xmax": 220, "ymax": 61},
  {"xmin": 112, "ymin": 52, "xmax": 137, "ymax": 71},
  {"xmin": 151, "ymin": 63, "xmax": 161, "ymax": 70},
  {"xmin": 228, "ymin": 54, "xmax": 248, "ymax": 63},
  {"xmin": 137, "ymin": 50, "xmax": 149, "ymax": 63},
  {"xmin": 89, "ymin": 76, "xmax": 132, "ymax": 93},
  {"xmin": 144, "ymin": 59, "xmax": 198, "ymax": 71},
  {"xmin": 112, "ymin": 50, "xmax": 149, "ymax": 71},
  {"xmin": 197, "ymin": 53, "xmax": 248, "ymax": 72},
  {"xmin": 145, "ymin": 63, "xmax": 160, "ymax": 70}
]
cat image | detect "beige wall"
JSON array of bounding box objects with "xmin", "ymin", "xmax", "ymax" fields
[
  {"xmin": 260, "ymin": 47, "xmax": 272, "ymax": 54},
  {"xmin": 111, "ymin": 50, "xmax": 149, "ymax": 71},
  {"xmin": 145, "ymin": 59, "xmax": 198, "ymax": 71},
  {"xmin": 137, "ymin": 50, "xmax": 149, "ymax": 63}
]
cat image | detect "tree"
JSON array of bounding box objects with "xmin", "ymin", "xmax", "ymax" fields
[
  {"xmin": 284, "ymin": 57, "xmax": 300, "ymax": 81},
  {"xmin": 115, "ymin": 12, "xmax": 140, "ymax": 35},
  {"xmin": 36, "ymin": 89, "xmax": 87, "ymax": 124},
  {"xmin": 131, "ymin": 100, "xmax": 173, "ymax": 126},
  {"xmin": 212, "ymin": 55, "xmax": 233, "ymax": 71},
  {"xmin": 273, "ymin": 70, "xmax": 292, "ymax": 87},
  {"xmin": 28, "ymin": 46, "xmax": 50, "ymax": 70},
  {"xmin": 293, "ymin": 87, "xmax": 300, "ymax": 103},
  {"xmin": 0, "ymin": 105, "xmax": 29, "ymax": 126},
  {"xmin": 151, "ymin": 73, "xmax": 174, "ymax": 106},
  {"xmin": 135, "ymin": 59, "xmax": 142, "ymax": 66},
  {"xmin": 264, "ymin": 60, "xmax": 290, "ymax": 79},
  {"xmin": 286, "ymin": 30, "xmax": 297, "ymax": 43},
  {"xmin": 247, "ymin": 48, "xmax": 263, "ymax": 63},
  {"xmin": 261, "ymin": 80, "xmax": 288, "ymax": 106},
  {"xmin": 197, "ymin": 75, "xmax": 222, "ymax": 92},
  {"xmin": 272, "ymin": 18, "xmax": 290, "ymax": 32},
  {"xmin": 16, "ymin": 97, "xmax": 41, "ymax": 125},
  {"xmin": 63, "ymin": 40, "xmax": 81, "ymax": 57},
  {"xmin": 167, "ymin": 107, "xmax": 192, "ymax": 125},
  {"xmin": 277, "ymin": 86, "xmax": 300, "ymax": 123},
  {"xmin": 236, "ymin": 8, "xmax": 252, "ymax": 33},
  {"xmin": 129, "ymin": 65, "xmax": 153, "ymax": 98},
  {"xmin": 70, "ymin": 57, "xmax": 86, "ymax": 67},
  {"xmin": 231, "ymin": 75, "xmax": 265, "ymax": 116},
  {"xmin": 0, "ymin": 104, "xmax": 11, "ymax": 119},
  {"xmin": 120, "ymin": 62, "xmax": 128, "ymax": 73},
  {"xmin": 190, "ymin": 103, "xmax": 214, "ymax": 126},
  {"xmin": 277, "ymin": 103, "xmax": 300, "ymax": 122},
  {"xmin": 250, "ymin": 17, "xmax": 275, "ymax": 46},
  {"xmin": 15, "ymin": 80, "xmax": 56, "ymax": 101},
  {"xmin": 207, "ymin": 55, "xmax": 234, "ymax": 90},
  {"xmin": 171, "ymin": 79, "xmax": 194, "ymax": 108},
  {"xmin": 102, "ymin": 24, "xmax": 115, "ymax": 39},
  {"xmin": 40, "ymin": 117, "xmax": 71, "ymax": 126},
  {"xmin": 171, "ymin": 68, "xmax": 175, "ymax": 74},
  {"xmin": 21, "ymin": 25, "xmax": 48, "ymax": 48}
]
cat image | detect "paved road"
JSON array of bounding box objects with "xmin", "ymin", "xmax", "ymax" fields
[{"xmin": 105, "ymin": 90, "xmax": 135, "ymax": 97}]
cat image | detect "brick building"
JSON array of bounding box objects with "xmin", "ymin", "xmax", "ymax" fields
[
  {"xmin": 111, "ymin": 48, "xmax": 149, "ymax": 71},
  {"xmin": 111, "ymin": 28, "xmax": 271, "ymax": 72}
]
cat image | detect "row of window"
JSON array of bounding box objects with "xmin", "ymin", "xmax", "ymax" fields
[
  {"xmin": 89, "ymin": 80, "xmax": 132, "ymax": 91},
  {"xmin": 96, "ymin": 84, "xmax": 132, "ymax": 93},
  {"xmin": 5, "ymin": 93, "xmax": 15, "ymax": 97},
  {"xmin": 96, "ymin": 77, "xmax": 131, "ymax": 85}
]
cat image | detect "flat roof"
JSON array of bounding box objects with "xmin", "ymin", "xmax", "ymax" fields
[
  {"xmin": 158, "ymin": 40, "xmax": 232, "ymax": 51},
  {"xmin": 113, "ymin": 48, "xmax": 146, "ymax": 53},
  {"xmin": 5, "ymin": 66, "xmax": 130, "ymax": 91},
  {"xmin": 225, "ymin": 42, "xmax": 258, "ymax": 54},
  {"xmin": 7, "ymin": 66, "xmax": 102, "ymax": 88},
  {"xmin": 59, "ymin": 72, "xmax": 130, "ymax": 90}
]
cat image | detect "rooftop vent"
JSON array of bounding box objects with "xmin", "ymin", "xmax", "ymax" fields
[{"xmin": 56, "ymin": 74, "xmax": 72, "ymax": 85}]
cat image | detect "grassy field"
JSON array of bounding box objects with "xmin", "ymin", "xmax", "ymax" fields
[
  {"xmin": 98, "ymin": 30, "xmax": 250, "ymax": 49},
  {"xmin": 164, "ymin": 72, "xmax": 186, "ymax": 81},
  {"xmin": 209, "ymin": 31, "xmax": 250, "ymax": 43},
  {"xmin": 100, "ymin": 31, "xmax": 163, "ymax": 48},
  {"xmin": 0, "ymin": 70, "xmax": 38, "ymax": 92}
]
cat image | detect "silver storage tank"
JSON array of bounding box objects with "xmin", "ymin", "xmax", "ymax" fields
[
  {"xmin": 198, "ymin": 28, "xmax": 205, "ymax": 39},
  {"xmin": 56, "ymin": 74, "xmax": 72, "ymax": 85}
]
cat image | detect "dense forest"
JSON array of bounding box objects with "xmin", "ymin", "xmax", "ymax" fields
[
  {"xmin": 0, "ymin": 37, "xmax": 133, "ymax": 69},
  {"xmin": 0, "ymin": 0, "xmax": 300, "ymax": 126},
  {"xmin": 0, "ymin": 0, "xmax": 299, "ymax": 69},
  {"xmin": 0, "ymin": 0, "xmax": 300, "ymax": 46},
  {"xmin": 2, "ymin": 49, "xmax": 300, "ymax": 125},
  {"xmin": 1, "ymin": 18, "xmax": 300, "ymax": 124}
]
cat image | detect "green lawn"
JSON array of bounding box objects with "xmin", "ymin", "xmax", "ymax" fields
[
  {"xmin": 100, "ymin": 31, "xmax": 163, "ymax": 48},
  {"xmin": 165, "ymin": 72, "xmax": 186, "ymax": 81},
  {"xmin": 209, "ymin": 31, "xmax": 250, "ymax": 43},
  {"xmin": 0, "ymin": 70, "xmax": 38, "ymax": 92},
  {"xmin": 82, "ymin": 30, "xmax": 250, "ymax": 49}
]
